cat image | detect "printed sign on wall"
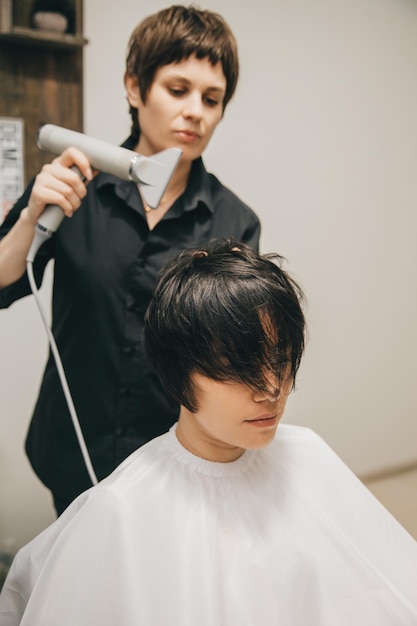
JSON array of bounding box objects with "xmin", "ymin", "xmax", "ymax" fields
[{"xmin": 0, "ymin": 117, "xmax": 24, "ymax": 225}]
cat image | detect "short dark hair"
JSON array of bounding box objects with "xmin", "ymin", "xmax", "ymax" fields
[
  {"xmin": 144, "ymin": 239, "xmax": 306, "ymax": 412},
  {"xmin": 125, "ymin": 5, "xmax": 239, "ymax": 142}
]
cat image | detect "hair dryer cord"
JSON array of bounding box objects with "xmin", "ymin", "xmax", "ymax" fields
[{"xmin": 26, "ymin": 260, "xmax": 98, "ymax": 486}]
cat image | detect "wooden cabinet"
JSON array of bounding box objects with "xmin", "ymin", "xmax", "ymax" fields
[{"xmin": 0, "ymin": 0, "xmax": 87, "ymax": 185}]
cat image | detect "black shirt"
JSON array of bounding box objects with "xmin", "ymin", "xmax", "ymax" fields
[{"xmin": 0, "ymin": 146, "xmax": 260, "ymax": 501}]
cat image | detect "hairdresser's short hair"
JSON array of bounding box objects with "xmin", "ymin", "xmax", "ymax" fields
[
  {"xmin": 144, "ymin": 239, "xmax": 306, "ymax": 412},
  {"xmin": 125, "ymin": 4, "xmax": 239, "ymax": 142}
]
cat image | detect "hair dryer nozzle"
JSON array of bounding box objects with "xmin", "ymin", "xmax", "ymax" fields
[{"xmin": 130, "ymin": 148, "xmax": 182, "ymax": 208}]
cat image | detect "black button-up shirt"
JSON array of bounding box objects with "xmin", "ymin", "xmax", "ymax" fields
[{"xmin": 0, "ymin": 143, "xmax": 260, "ymax": 501}]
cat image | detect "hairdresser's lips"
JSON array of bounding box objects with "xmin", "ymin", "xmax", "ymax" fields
[
  {"xmin": 245, "ymin": 413, "xmax": 278, "ymax": 428},
  {"xmin": 175, "ymin": 129, "xmax": 201, "ymax": 143}
]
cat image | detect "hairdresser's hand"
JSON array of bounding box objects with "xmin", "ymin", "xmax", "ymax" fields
[{"xmin": 27, "ymin": 147, "xmax": 94, "ymax": 224}]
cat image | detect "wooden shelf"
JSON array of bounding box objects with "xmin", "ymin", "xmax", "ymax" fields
[
  {"xmin": 0, "ymin": 25, "xmax": 88, "ymax": 49},
  {"xmin": 0, "ymin": 0, "xmax": 86, "ymax": 49}
]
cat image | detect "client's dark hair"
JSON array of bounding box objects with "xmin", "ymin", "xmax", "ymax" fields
[{"xmin": 144, "ymin": 239, "xmax": 306, "ymax": 412}]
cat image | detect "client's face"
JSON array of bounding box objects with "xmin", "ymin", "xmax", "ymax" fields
[{"xmin": 176, "ymin": 373, "xmax": 292, "ymax": 463}]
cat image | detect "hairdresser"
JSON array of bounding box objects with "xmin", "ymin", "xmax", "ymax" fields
[{"xmin": 0, "ymin": 5, "xmax": 260, "ymax": 515}]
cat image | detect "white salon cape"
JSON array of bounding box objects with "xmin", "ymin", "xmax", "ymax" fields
[{"xmin": 1, "ymin": 424, "xmax": 417, "ymax": 625}]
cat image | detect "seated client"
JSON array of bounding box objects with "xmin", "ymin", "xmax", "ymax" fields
[{"xmin": 0, "ymin": 238, "xmax": 416, "ymax": 625}]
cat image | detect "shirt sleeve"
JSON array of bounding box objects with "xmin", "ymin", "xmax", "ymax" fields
[{"xmin": 0, "ymin": 180, "xmax": 53, "ymax": 309}]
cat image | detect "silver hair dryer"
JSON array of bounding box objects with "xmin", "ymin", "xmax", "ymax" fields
[{"xmin": 27, "ymin": 124, "xmax": 182, "ymax": 261}]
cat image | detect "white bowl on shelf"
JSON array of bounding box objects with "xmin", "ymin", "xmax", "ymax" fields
[{"xmin": 32, "ymin": 11, "xmax": 68, "ymax": 34}]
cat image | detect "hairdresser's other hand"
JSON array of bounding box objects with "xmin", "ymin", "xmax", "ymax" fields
[{"xmin": 27, "ymin": 147, "xmax": 93, "ymax": 223}]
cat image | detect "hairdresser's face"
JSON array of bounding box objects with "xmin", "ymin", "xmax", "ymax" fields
[
  {"xmin": 126, "ymin": 55, "xmax": 226, "ymax": 163},
  {"xmin": 176, "ymin": 374, "xmax": 292, "ymax": 463}
]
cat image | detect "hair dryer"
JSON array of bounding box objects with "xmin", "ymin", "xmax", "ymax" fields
[{"xmin": 27, "ymin": 124, "xmax": 182, "ymax": 262}]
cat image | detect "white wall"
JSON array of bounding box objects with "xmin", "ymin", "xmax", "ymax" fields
[{"xmin": 1, "ymin": 0, "xmax": 417, "ymax": 552}]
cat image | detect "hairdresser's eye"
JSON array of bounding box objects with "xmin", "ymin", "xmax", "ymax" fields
[
  {"xmin": 169, "ymin": 86, "xmax": 186, "ymax": 97},
  {"xmin": 204, "ymin": 94, "xmax": 222, "ymax": 108}
]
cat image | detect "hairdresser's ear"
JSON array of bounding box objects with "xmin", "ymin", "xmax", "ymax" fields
[{"xmin": 125, "ymin": 73, "xmax": 142, "ymax": 108}]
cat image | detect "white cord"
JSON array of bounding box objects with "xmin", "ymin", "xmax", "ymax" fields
[{"xmin": 26, "ymin": 260, "xmax": 98, "ymax": 486}]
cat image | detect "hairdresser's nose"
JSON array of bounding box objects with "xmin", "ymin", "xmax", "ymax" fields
[{"xmin": 183, "ymin": 92, "xmax": 203, "ymax": 120}]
